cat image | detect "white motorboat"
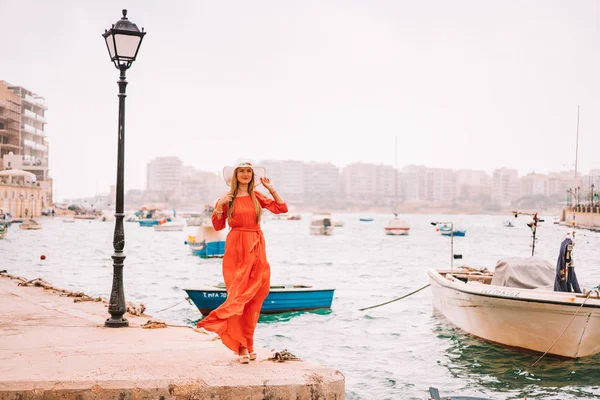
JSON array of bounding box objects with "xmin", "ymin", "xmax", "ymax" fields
[
  {"xmin": 310, "ymin": 213, "xmax": 334, "ymax": 236},
  {"xmin": 428, "ymin": 258, "xmax": 600, "ymax": 358}
]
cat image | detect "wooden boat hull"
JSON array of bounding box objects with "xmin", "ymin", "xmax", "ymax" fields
[
  {"xmin": 185, "ymin": 287, "xmax": 335, "ymax": 316},
  {"xmin": 428, "ymin": 269, "xmax": 600, "ymax": 358}
]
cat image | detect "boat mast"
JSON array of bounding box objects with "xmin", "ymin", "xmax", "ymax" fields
[
  {"xmin": 574, "ymin": 105, "xmax": 580, "ymax": 188},
  {"xmin": 571, "ymin": 106, "xmax": 580, "ymax": 239},
  {"xmin": 394, "ymin": 136, "xmax": 398, "ymax": 217}
]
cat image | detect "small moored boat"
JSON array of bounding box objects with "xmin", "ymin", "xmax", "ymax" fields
[
  {"xmin": 384, "ymin": 216, "xmax": 410, "ymax": 236},
  {"xmin": 185, "ymin": 285, "xmax": 335, "ymax": 315},
  {"xmin": 310, "ymin": 213, "xmax": 334, "ymax": 235},
  {"xmin": 359, "ymin": 217, "xmax": 374, "ymax": 222},
  {"xmin": 186, "ymin": 221, "xmax": 226, "ymax": 258}
]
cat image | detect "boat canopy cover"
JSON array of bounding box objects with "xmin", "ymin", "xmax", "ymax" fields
[{"xmin": 491, "ymin": 257, "xmax": 554, "ymax": 289}]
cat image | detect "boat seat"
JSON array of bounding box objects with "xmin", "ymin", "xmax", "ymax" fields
[{"xmin": 467, "ymin": 275, "xmax": 493, "ymax": 285}]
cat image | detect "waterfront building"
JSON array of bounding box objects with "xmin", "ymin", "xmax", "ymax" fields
[
  {"xmin": 0, "ymin": 81, "xmax": 52, "ymax": 209},
  {"xmin": 0, "ymin": 169, "xmax": 43, "ymax": 217}
]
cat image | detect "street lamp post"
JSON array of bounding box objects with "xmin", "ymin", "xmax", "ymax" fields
[{"xmin": 102, "ymin": 9, "xmax": 146, "ymax": 328}]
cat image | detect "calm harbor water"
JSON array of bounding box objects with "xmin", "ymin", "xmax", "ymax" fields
[{"xmin": 2, "ymin": 213, "xmax": 600, "ymax": 399}]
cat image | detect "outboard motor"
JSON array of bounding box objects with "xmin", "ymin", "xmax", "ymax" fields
[{"xmin": 554, "ymin": 237, "xmax": 582, "ymax": 293}]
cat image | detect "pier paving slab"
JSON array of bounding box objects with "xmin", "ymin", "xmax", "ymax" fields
[{"xmin": 0, "ymin": 275, "xmax": 345, "ymax": 399}]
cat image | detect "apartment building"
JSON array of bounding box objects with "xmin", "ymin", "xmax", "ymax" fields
[
  {"xmin": 456, "ymin": 169, "xmax": 492, "ymax": 203},
  {"xmin": 146, "ymin": 156, "xmax": 183, "ymax": 201},
  {"xmin": 491, "ymin": 168, "xmax": 520, "ymax": 206},
  {"xmin": 180, "ymin": 166, "xmax": 223, "ymax": 206},
  {"xmin": 0, "ymin": 81, "xmax": 22, "ymax": 168},
  {"xmin": 1, "ymin": 81, "xmax": 52, "ymax": 208},
  {"xmin": 303, "ymin": 161, "xmax": 341, "ymax": 208},
  {"xmin": 520, "ymin": 172, "xmax": 548, "ymax": 198},
  {"xmin": 341, "ymin": 163, "xmax": 378, "ymax": 205},
  {"xmin": 259, "ymin": 159, "xmax": 304, "ymax": 205}
]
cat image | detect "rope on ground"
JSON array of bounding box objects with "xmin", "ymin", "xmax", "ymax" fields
[
  {"xmin": 359, "ymin": 284, "xmax": 430, "ymax": 311},
  {"xmin": 531, "ymin": 287, "xmax": 598, "ymax": 367},
  {"xmin": 0, "ymin": 270, "xmax": 146, "ymax": 316},
  {"xmin": 268, "ymin": 349, "xmax": 302, "ymax": 362}
]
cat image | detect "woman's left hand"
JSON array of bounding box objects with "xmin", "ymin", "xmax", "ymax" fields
[{"xmin": 260, "ymin": 177, "xmax": 275, "ymax": 192}]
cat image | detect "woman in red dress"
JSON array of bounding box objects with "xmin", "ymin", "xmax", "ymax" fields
[{"xmin": 197, "ymin": 161, "xmax": 288, "ymax": 363}]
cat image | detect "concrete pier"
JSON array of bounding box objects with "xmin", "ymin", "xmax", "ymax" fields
[{"xmin": 0, "ymin": 275, "xmax": 345, "ymax": 399}]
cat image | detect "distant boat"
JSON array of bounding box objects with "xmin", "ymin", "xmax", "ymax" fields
[
  {"xmin": 73, "ymin": 214, "xmax": 96, "ymax": 220},
  {"xmin": 384, "ymin": 136, "xmax": 410, "ymax": 236},
  {"xmin": 333, "ymin": 220, "xmax": 344, "ymax": 227},
  {"xmin": 438, "ymin": 224, "xmax": 466, "ymax": 237},
  {"xmin": 359, "ymin": 217, "xmax": 374, "ymax": 222},
  {"xmin": 310, "ymin": 213, "xmax": 334, "ymax": 235},
  {"xmin": 19, "ymin": 219, "xmax": 42, "ymax": 230},
  {"xmin": 186, "ymin": 221, "xmax": 226, "ymax": 258},
  {"xmin": 440, "ymin": 229, "xmax": 466, "ymax": 237},
  {"xmin": 185, "ymin": 285, "xmax": 335, "ymax": 315},
  {"xmin": 384, "ymin": 217, "xmax": 410, "ymax": 236},
  {"xmin": 503, "ymin": 220, "xmax": 514, "ymax": 227},
  {"xmin": 154, "ymin": 218, "xmax": 186, "ymax": 231},
  {"xmin": 62, "ymin": 218, "xmax": 75, "ymax": 223}
]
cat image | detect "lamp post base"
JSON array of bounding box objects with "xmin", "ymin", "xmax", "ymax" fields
[{"xmin": 105, "ymin": 317, "xmax": 129, "ymax": 328}]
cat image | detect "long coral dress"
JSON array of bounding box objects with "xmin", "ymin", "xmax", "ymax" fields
[{"xmin": 197, "ymin": 191, "xmax": 288, "ymax": 354}]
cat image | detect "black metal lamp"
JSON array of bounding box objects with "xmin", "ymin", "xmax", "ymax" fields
[
  {"xmin": 103, "ymin": 10, "xmax": 146, "ymax": 70},
  {"xmin": 102, "ymin": 9, "xmax": 146, "ymax": 328}
]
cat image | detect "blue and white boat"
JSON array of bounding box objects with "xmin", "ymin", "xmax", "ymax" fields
[
  {"xmin": 359, "ymin": 217, "xmax": 374, "ymax": 222},
  {"xmin": 185, "ymin": 221, "xmax": 226, "ymax": 258},
  {"xmin": 185, "ymin": 285, "xmax": 335, "ymax": 315},
  {"xmin": 438, "ymin": 223, "xmax": 466, "ymax": 237}
]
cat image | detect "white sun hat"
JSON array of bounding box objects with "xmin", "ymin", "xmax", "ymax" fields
[{"xmin": 222, "ymin": 160, "xmax": 266, "ymax": 187}]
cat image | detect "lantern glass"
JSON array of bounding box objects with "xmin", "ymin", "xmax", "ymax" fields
[
  {"xmin": 105, "ymin": 35, "xmax": 116, "ymax": 59},
  {"xmin": 114, "ymin": 33, "xmax": 142, "ymax": 61}
]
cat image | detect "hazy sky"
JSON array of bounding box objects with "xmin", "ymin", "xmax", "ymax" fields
[{"xmin": 1, "ymin": 0, "xmax": 599, "ymax": 199}]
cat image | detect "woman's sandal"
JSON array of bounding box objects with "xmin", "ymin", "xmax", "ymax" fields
[
  {"xmin": 238, "ymin": 353, "xmax": 250, "ymax": 364},
  {"xmin": 249, "ymin": 352, "xmax": 257, "ymax": 361}
]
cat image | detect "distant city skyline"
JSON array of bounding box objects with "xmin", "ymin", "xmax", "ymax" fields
[
  {"xmin": 2, "ymin": 0, "xmax": 599, "ymax": 200},
  {"xmin": 66, "ymin": 155, "xmax": 597, "ymax": 201}
]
